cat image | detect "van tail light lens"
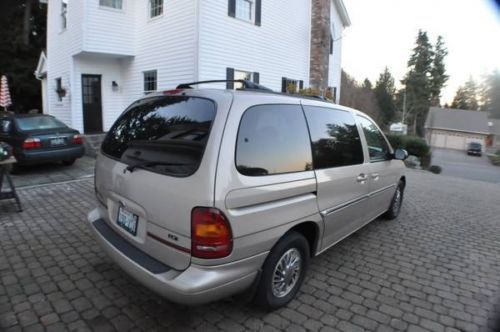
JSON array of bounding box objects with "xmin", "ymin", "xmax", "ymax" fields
[
  {"xmin": 72, "ymin": 134, "xmax": 83, "ymax": 145},
  {"xmin": 191, "ymin": 207, "xmax": 232, "ymax": 259},
  {"xmin": 22, "ymin": 138, "xmax": 42, "ymax": 150}
]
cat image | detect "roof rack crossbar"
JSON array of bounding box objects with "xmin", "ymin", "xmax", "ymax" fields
[{"xmin": 176, "ymin": 80, "xmax": 273, "ymax": 92}]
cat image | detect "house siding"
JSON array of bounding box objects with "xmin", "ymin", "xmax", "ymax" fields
[
  {"xmin": 329, "ymin": 3, "xmax": 343, "ymax": 102},
  {"xmin": 198, "ymin": 0, "xmax": 312, "ymax": 91},
  {"xmin": 46, "ymin": 0, "xmax": 85, "ymax": 128}
]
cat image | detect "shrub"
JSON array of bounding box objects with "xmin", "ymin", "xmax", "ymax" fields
[
  {"xmin": 385, "ymin": 134, "xmax": 431, "ymax": 168},
  {"xmin": 429, "ymin": 165, "xmax": 442, "ymax": 174}
]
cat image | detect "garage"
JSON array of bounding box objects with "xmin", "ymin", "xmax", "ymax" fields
[{"xmin": 425, "ymin": 107, "xmax": 489, "ymax": 151}]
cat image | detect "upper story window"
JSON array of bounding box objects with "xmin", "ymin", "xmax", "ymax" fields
[
  {"xmin": 304, "ymin": 106, "xmax": 364, "ymax": 169},
  {"xmin": 228, "ymin": 0, "xmax": 261, "ymax": 26},
  {"xmin": 100, "ymin": 0, "xmax": 123, "ymax": 10},
  {"xmin": 61, "ymin": 0, "xmax": 68, "ymax": 30},
  {"xmin": 143, "ymin": 70, "xmax": 158, "ymax": 94},
  {"xmin": 234, "ymin": 70, "xmax": 253, "ymax": 89},
  {"xmin": 356, "ymin": 115, "xmax": 391, "ymax": 162},
  {"xmin": 236, "ymin": 105, "xmax": 312, "ymax": 176},
  {"xmin": 281, "ymin": 77, "xmax": 303, "ymax": 94},
  {"xmin": 149, "ymin": 0, "xmax": 164, "ymax": 18}
]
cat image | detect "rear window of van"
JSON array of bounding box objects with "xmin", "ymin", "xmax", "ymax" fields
[{"xmin": 101, "ymin": 96, "xmax": 216, "ymax": 177}]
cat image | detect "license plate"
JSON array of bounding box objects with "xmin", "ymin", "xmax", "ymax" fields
[
  {"xmin": 117, "ymin": 206, "xmax": 139, "ymax": 236},
  {"xmin": 50, "ymin": 138, "xmax": 65, "ymax": 146}
]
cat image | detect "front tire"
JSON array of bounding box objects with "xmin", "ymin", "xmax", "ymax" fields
[
  {"xmin": 254, "ymin": 232, "xmax": 310, "ymax": 309},
  {"xmin": 384, "ymin": 181, "xmax": 404, "ymax": 220}
]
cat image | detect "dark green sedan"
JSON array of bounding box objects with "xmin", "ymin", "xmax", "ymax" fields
[{"xmin": 0, "ymin": 114, "xmax": 85, "ymax": 167}]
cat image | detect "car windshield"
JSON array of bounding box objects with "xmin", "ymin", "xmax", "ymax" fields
[
  {"xmin": 101, "ymin": 95, "xmax": 216, "ymax": 177},
  {"xmin": 469, "ymin": 142, "xmax": 481, "ymax": 148},
  {"xmin": 16, "ymin": 116, "xmax": 67, "ymax": 131}
]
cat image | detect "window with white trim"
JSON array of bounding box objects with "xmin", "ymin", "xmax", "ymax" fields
[
  {"xmin": 234, "ymin": 70, "xmax": 253, "ymax": 89},
  {"xmin": 235, "ymin": 0, "xmax": 254, "ymax": 21},
  {"xmin": 149, "ymin": 0, "xmax": 164, "ymax": 18},
  {"xmin": 100, "ymin": 0, "xmax": 123, "ymax": 10},
  {"xmin": 61, "ymin": 0, "xmax": 68, "ymax": 30},
  {"xmin": 143, "ymin": 70, "xmax": 158, "ymax": 94}
]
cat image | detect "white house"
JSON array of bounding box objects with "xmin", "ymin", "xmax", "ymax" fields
[{"xmin": 40, "ymin": 0, "xmax": 350, "ymax": 134}]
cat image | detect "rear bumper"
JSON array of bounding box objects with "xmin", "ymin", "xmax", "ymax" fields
[
  {"xmin": 16, "ymin": 145, "xmax": 85, "ymax": 165},
  {"xmin": 467, "ymin": 150, "xmax": 482, "ymax": 156},
  {"xmin": 87, "ymin": 208, "xmax": 267, "ymax": 305}
]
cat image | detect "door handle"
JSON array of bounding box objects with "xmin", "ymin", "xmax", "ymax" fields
[
  {"xmin": 356, "ymin": 174, "xmax": 368, "ymax": 183},
  {"xmin": 371, "ymin": 173, "xmax": 379, "ymax": 181}
]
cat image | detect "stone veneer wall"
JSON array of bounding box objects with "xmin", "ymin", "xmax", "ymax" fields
[{"xmin": 309, "ymin": 0, "xmax": 331, "ymax": 91}]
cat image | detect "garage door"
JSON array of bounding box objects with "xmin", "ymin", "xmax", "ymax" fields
[{"xmin": 431, "ymin": 133, "xmax": 466, "ymax": 150}]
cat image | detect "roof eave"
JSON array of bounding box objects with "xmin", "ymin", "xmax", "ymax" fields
[{"xmin": 333, "ymin": 0, "xmax": 351, "ymax": 27}]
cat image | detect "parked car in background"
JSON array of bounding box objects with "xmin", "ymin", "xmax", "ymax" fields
[
  {"xmin": 88, "ymin": 81, "xmax": 407, "ymax": 309},
  {"xmin": 466, "ymin": 142, "xmax": 482, "ymax": 156},
  {"xmin": 0, "ymin": 114, "xmax": 85, "ymax": 170}
]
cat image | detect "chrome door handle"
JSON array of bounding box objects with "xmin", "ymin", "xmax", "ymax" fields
[
  {"xmin": 357, "ymin": 174, "xmax": 368, "ymax": 183},
  {"xmin": 371, "ymin": 173, "xmax": 379, "ymax": 181}
]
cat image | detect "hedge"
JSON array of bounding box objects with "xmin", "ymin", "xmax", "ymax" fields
[{"xmin": 385, "ymin": 134, "xmax": 431, "ymax": 167}]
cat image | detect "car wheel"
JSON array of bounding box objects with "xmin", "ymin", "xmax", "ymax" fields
[
  {"xmin": 254, "ymin": 231, "xmax": 310, "ymax": 309},
  {"xmin": 383, "ymin": 181, "xmax": 404, "ymax": 220},
  {"xmin": 62, "ymin": 159, "xmax": 76, "ymax": 166}
]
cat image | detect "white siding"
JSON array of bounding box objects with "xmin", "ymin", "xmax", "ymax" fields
[
  {"xmin": 329, "ymin": 1, "xmax": 344, "ymax": 103},
  {"xmin": 46, "ymin": 0, "xmax": 85, "ymax": 127},
  {"xmin": 198, "ymin": 0, "xmax": 311, "ymax": 91},
  {"xmin": 120, "ymin": 0, "xmax": 198, "ymax": 103},
  {"xmin": 84, "ymin": 0, "xmax": 136, "ymax": 56}
]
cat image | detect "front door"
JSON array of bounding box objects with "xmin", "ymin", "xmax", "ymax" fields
[{"xmin": 82, "ymin": 75, "xmax": 103, "ymax": 133}]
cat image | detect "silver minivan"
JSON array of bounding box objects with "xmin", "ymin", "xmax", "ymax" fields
[{"xmin": 88, "ymin": 81, "xmax": 407, "ymax": 309}]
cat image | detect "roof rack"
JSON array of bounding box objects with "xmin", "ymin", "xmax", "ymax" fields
[{"xmin": 176, "ymin": 80, "xmax": 274, "ymax": 92}]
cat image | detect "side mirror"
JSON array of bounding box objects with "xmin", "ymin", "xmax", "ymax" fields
[{"xmin": 394, "ymin": 149, "xmax": 408, "ymax": 161}]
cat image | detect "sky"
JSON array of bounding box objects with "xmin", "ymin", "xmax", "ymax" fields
[{"xmin": 341, "ymin": 0, "xmax": 500, "ymax": 104}]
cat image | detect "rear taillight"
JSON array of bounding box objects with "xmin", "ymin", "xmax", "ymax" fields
[
  {"xmin": 191, "ymin": 207, "xmax": 232, "ymax": 259},
  {"xmin": 72, "ymin": 134, "xmax": 83, "ymax": 145},
  {"xmin": 22, "ymin": 138, "xmax": 42, "ymax": 150}
]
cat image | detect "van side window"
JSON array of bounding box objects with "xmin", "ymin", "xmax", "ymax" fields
[
  {"xmin": 236, "ymin": 105, "xmax": 312, "ymax": 176},
  {"xmin": 356, "ymin": 115, "xmax": 390, "ymax": 162},
  {"xmin": 303, "ymin": 106, "xmax": 364, "ymax": 169}
]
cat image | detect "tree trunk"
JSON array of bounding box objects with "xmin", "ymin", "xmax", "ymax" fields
[{"xmin": 23, "ymin": 0, "xmax": 33, "ymax": 46}]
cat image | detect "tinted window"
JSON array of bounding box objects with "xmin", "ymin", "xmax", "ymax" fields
[
  {"xmin": 236, "ymin": 105, "xmax": 312, "ymax": 176},
  {"xmin": 356, "ymin": 115, "xmax": 390, "ymax": 162},
  {"xmin": 16, "ymin": 116, "xmax": 67, "ymax": 131},
  {"xmin": 304, "ymin": 106, "xmax": 364, "ymax": 169},
  {"xmin": 102, "ymin": 96, "xmax": 216, "ymax": 177}
]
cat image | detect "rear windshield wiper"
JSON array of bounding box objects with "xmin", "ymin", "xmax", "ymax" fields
[{"xmin": 124, "ymin": 161, "xmax": 191, "ymax": 173}]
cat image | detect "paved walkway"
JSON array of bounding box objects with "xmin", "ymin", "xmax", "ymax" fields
[
  {"xmin": 11, "ymin": 157, "xmax": 95, "ymax": 188},
  {"xmin": 1, "ymin": 170, "xmax": 500, "ymax": 331}
]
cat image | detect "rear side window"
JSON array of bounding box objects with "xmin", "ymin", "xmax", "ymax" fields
[
  {"xmin": 16, "ymin": 116, "xmax": 67, "ymax": 131},
  {"xmin": 356, "ymin": 115, "xmax": 390, "ymax": 162},
  {"xmin": 236, "ymin": 105, "xmax": 312, "ymax": 176},
  {"xmin": 304, "ymin": 106, "xmax": 364, "ymax": 169},
  {"xmin": 101, "ymin": 96, "xmax": 216, "ymax": 177}
]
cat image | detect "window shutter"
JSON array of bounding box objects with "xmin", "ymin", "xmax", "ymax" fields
[
  {"xmin": 226, "ymin": 68, "xmax": 234, "ymax": 89},
  {"xmin": 255, "ymin": 0, "xmax": 262, "ymax": 26},
  {"xmin": 299, "ymin": 80, "xmax": 304, "ymax": 90},
  {"xmin": 228, "ymin": 0, "xmax": 236, "ymax": 17},
  {"xmin": 281, "ymin": 77, "xmax": 287, "ymax": 93},
  {"xmin": 253, "ymin": 72, "xmax": 260, "ymax": 84}
]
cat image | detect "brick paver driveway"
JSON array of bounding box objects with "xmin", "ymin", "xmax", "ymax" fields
[{"xmin": 1, "ymin": 170, "xmax": 500, "ymax": 332}]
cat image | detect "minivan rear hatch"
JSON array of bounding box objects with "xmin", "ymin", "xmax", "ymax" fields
[{"xmin": 95, "ymin": 93, "xmax": 227, "ymax": 270}]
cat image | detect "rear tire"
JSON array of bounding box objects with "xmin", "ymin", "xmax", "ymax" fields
[
  {"xmin": 254, "ymin": 231, "xmax": 310, "ymax": 310},
  {"xmin": 62, "ymin": 159, "xmax": 76, "ymax": 166},
  {"xmin": 383, "ymin": 181, "xmax": 404, "ymax": 220}
]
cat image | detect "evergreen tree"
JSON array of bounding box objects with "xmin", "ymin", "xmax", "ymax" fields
[
  {"xmin": 362, "ymin": 78, "xmax": 373, "ymax": 90},
  {"xmin": 374, "ymin": 67, "xmax": 396, "ymax": 128},
  {"xmin": 481, "ymin": 70, "xmax": 500, "ymax": 118},
  {"xmin": 451, "ymin": 77, "xmax": 479, "ymax": 110},
  {"xmin": 0, "ymin": 0, "xmax": 46, "ymax": 112},
  {"xmin": 402, "ymin": 30, "xmax": 434, "ymax": 136},
  {"xmin": 429, "ymin": 36, "xmax": 449, "ymax": 106}
]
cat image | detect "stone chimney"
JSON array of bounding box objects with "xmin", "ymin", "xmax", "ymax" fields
[{"xmin": 309, "ymin": 0, "xmax": 331, "ymax": 92}]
